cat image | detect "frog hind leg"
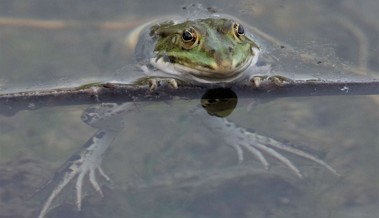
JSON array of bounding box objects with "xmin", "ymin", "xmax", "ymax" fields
[
  {"xmin": 192, "ymin": 106, "xmax": 339, "ymax": 178},
  {"xmin": 37, "ymin": 129, "xmax": 117, "ymax": 218},
  {"xmin": 37, "ymin": 103, "xmax": 136, "ymax": 218}
]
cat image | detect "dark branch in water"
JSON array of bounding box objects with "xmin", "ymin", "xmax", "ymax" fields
[{"xmin": 0, "ymin": 80, "xmax": 378, "ymax": 116}]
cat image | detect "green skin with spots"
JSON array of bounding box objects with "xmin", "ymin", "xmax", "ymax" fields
[{"xmin": 149, "ymin": 18, "xmax": 259, "ymax": 80}]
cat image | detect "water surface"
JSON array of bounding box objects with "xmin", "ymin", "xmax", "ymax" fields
[{"xmin": 0, "ymin": 0, "xmax": 378, "ymax": 218}]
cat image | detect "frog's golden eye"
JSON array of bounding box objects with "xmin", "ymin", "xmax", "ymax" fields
[
  {"xmin": 233, "ymin": 23, "xmax": 245, "ymax": 38},
  {"xmin": 181, "ymin": 27, "xmax": 198, "ymax": 49}
]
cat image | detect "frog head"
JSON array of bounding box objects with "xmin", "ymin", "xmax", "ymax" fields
[{"xmin": 150, "ymin": 18, "xmax": 260, "ymax": 82}]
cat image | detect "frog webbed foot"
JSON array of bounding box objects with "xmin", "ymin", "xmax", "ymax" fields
[
  {"xmin": 224, "ymin": 121, "xmax": 339, "ymax": 178},
  {"xmin": 37, "ymin": 129, "xmax": 116, "ymax": 218},
  {"xmin": 193, "ymin": 106, "xmax": 339, "ymax": 178}
]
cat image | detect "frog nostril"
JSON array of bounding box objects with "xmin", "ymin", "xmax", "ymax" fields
[
  {"xmin": 228, "ymin": 46, "xmax": 233, "ymax": 52},
  {"xmin": 209, "ymin": 49, "xmax": 216, "ymax": 54}
]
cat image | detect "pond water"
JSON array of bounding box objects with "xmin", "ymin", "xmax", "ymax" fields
[{"xmin": 0, "ymin": 0, "xmax": 378, "ymax": 218}]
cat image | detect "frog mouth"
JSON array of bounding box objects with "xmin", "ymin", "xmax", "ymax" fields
[
  {"xmin": 175, "ymin": 57, "xmax": 252, "ymax": 81},
  {"xmin": 151, "ymin": 47, "xmax": 259, "ymax": 83}
]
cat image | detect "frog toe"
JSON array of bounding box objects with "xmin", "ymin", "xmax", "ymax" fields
[
  {"xmin": 88, "ymin": 166, "xmax": 113, "ymax": 198},
  {"xmin": 148, "ymin": 78, "xmax": 158, "ymax": 90},
  {"xmin": 97, "ymin": 166, "xmax": 112, "ymax": 183},
  {"xmin": 231, "ymin": 140, "xmax": 270, "ymax": 170},
  {"xmin": 251, "ymin": 76, "xmax": 264, "ymax": 88},
  {"xmin": 75, "ymin": 166, "xmax": 107, "ymax": 210},
  {"xmin": 168, "ymin": 78, "xmax": 178, "ymax": 89}
]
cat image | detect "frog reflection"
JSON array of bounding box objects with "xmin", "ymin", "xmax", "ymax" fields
[{"xmin": 200, "ymin": 88, "xmax": 238, "ymax": 118}]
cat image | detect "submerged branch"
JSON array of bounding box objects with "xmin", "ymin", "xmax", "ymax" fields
[{"xmin": 0, "ymin": 80, "xmax": 378, "ymax": 116}]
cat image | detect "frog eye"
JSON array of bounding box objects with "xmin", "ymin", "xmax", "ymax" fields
[
  {"xmin": 181, "ymin": 27, "xmax": 198, "ymax": 49},
  {"xmin": 233, "ymin": 23, "xmax": 245, "ymax": 38},
  {"xmin": 182, "ymin": 28, "xmax": 195, "ymax": 41}
]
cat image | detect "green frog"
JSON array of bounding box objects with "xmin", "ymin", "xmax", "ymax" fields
[
  {"xmin": 133, "ymin": 16, "xmax": 260, "ymax": 84},
  {"xmin": 128, "ymin": 13, "xmax": 285, "ymax": 88},
  {"xmin": 36, "ymin": 13, "xmax": 338, "ymax": 218}
]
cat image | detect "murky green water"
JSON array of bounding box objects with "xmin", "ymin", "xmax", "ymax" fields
[{"xmin": 0, "ymin": 0, "xmax": 378, "ymax": 218}]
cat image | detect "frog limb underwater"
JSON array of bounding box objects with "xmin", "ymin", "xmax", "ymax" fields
[
  {"xmin": 37, "ymin": 101, "xmax": 338, "ymax": 218},
  {"xmin": 36, "ymin": 14, "xmax": 338, "ymax": 218}
]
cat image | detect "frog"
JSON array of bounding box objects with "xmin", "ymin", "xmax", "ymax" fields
[
  {"xmin": 128, "ymin": 13, "xmax": 288, "ymax": 88},
  {"xmin": 133, "ymin": 16, "xmax": 260, "ymax": 84},
  {"xmin": 35, "ymin": 12, "xmax": 339, "ymax": 218}
]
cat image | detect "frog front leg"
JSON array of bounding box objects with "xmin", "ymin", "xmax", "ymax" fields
[
  {"xmin": 251, "ymin": 75, "xmax": 295, "ymax": 88},
  {"xmin": 244, "ymin": 64, "xmax": 294, "ymax": 88},
  {"xmin": 137, "ymin": 65, "xmax": 180, "ymax": 90},
  {"xmin": 245, "ymin": 64, "xmax": 295, "ymax": 88}
]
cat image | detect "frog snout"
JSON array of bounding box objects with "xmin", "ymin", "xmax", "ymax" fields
[{"xmin": 207, "ymin": 46, "xmax": 234, "ymax": 56}]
